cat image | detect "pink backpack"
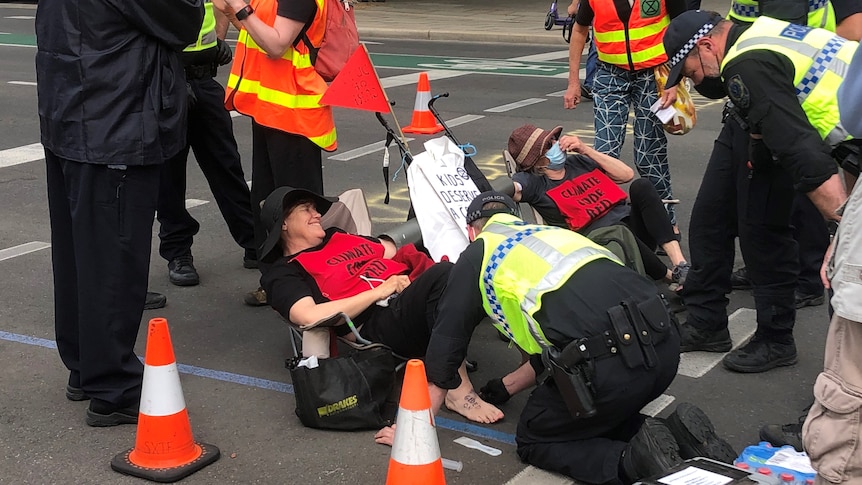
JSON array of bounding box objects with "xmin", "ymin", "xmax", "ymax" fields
[{"xmin": 298, "ymin": 0, "xmax": 360, "ymax": 82}]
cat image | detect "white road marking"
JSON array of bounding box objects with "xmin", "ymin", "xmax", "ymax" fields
[
  {"xmin": 185, "ymin": 199, "xmax": 209, "ymax": 209},
  {"xmin": 4, "ymin": 16, "xmax": 35, "ymax": 20},
  {"xmin": 0, "ymin": 142, "xmax": 43, "ymax": 168},
  {"xmin": 510, "ymin": 51, "xmax": 569, "ymax": 62},
  {"xmin": 0, "ymin": 242, "xmax": 51, "ymax": 262},
  {"xmin": 505, "ymin": 466, "xmax": 575, "ymax": 485},
  {"xmin": 328, "ymin": 138, "xmax": 414, "ymax": 162},
  {"xmin": 445, "ymin": 114, "xmax": 484, "ymax": 127},
  {"xmin": 380, "ymin": 69, "xmax": 468, "ymax": 89},
  {"xmin": 7, "ymin": 81, "xmax": 36, "ymax": 86},
  {"xmin": 485, "ymin": 98, "xmax": 546, "ymax": 113},
  {"xmin": 641, "ymin": 394, "xmax": 675, "ymax": 417},
  {"xmin": 677, "ymin": 308, "xmax": 757, "ymax": 378}
]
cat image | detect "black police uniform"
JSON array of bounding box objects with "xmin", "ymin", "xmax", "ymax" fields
[
  {"xmin": 681, "ymin": 23, "xmax": 837, "ymax": 367},
  {"xmin": 425, "ymin": 243, "xmax": 680, "ymax": 485},
  {"xmin": 36, "ymin": 0, "xmax": 203, "ymax": 409},
  {"xmin": 157, "ymin": 42, "xmax": 255, "ymax": 264}
]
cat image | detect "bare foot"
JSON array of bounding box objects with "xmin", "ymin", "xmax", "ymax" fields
[{"xmin": 444, "ymin": 389, "xmax": 504, "ymax": 424}]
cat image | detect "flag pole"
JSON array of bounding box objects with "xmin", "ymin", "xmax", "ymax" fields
[{"xmin": 362, "ymin": 44, "xmax": 410, "ymax": 154}]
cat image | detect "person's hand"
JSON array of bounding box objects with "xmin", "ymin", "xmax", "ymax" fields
[
  {"xmin": 478, "ymin": 377, "xmax": 511, "ymax": 405},
  {"xmin": 374, "ymin": 424, "xmax": 396, "ymax": 446},
  {"xmin": 216, "ymin": 39, "xmax": 233, "ymax": 66},
  {"xmin": 375, "ymin": 275, "xmax": 410, "ymax": 300},
  {"xmin": 559, "ymin": 134, "xmax": 586, "ymax": 154},
  {"xmin": 659, "ymin": 85, "xmax": 678, "ymax": 109},
  {"xmin": 563, "ymin": 82, "xmax": 582, "ymax": 109},
  {"xmin": 566, "ymin": 0, "xmax": 578, "ymax": 16},
  {"xmin": 821, "ymin": 237, "xmax": 835, "ymax": 289}
]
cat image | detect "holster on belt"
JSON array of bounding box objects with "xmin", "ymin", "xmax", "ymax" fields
[
  {"xmin": 542, "ymin": 346, "xmax": 597, "ymax": 419},
  {"xmin": 607, "ymin": 294, "xmax": 674, "ymax": 369},
  {"xmin": 722, "ymin": 101, "xmax": 749, "ymax": 131}
]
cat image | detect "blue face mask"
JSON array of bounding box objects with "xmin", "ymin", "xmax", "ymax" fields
[{"xmin": 545, "ymin": 142, "xmax": 566, "ymax": 170}]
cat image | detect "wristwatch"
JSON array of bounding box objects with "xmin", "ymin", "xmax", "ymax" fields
[{"xmin": 235, "ymin": 4, "xmax": 254, "ymax": 21}]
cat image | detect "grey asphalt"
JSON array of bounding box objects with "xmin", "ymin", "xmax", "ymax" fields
[{"xmin": 0, "ymin": 2, "xmax": 830, "ymax": 484}]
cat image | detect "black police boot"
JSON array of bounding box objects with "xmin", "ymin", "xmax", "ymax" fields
[
  {"xmin": 243, "ymin": 248, "xmax": 258, "ymax": 270},
  {"xmin": 620, "ymin": 418, "xmax": 683, "ymax": 482},
  {"xmin": 722, "ymin": 337, "xmax": 797, "ymax": 373},
  {"xmin": 759, "ymin": 422, "xmax": 803, "ymax": 451},
  {"xmin": 168, "ymin": 253, "xmax": 200, "ymax": 286},
  {"xmin": 795, "ymin": 290, "xmax": 825, "ymax": 309},
  {"xmin": 730, "ymin": 267, "xmax": 751, "ymax": 290},
  {"xmin": 679, "ymin": 323, "xmax": 732, "ymax": 353},
  {"xmin": 665, "ymin": 402, "xmax": 737, "ymax": 463},
  {"xmin": 144, "ymin": 291, "xmax": 167, "ymax": 310}
]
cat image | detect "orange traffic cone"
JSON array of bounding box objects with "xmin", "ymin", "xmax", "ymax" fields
[
  {"xmin": 385, "ymin": 359, "xmax": 446, "ymax": 485},
  {"xmin": 111, "ymin": 318, "xmax": 220, "ymax": 482},
  {"xmin": 402, "ymin": 72, "xmax": 444, "ymax": 135}
]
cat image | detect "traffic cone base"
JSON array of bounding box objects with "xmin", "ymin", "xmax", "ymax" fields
[
  {"xmin": 111, "ymin": 318, "xmax": 220, "ymax": 483},
  {"xmin": 111, "ymin": 442, "xmax": 220, "ymax": 484},
  {"xmin": 403, "ymin": 72, "xmax": 443, "ymax": 135}
]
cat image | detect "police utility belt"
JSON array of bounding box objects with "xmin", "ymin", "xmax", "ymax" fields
[
  {"xmin": 185, "ymin": 63, "xmax": 217, "ymax": 80},
  {"xmin": 539, "ymin": 294, "xmax": 677, "ymax": 420}
]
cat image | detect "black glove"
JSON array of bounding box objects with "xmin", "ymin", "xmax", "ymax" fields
[
  {"xmin": 748, "ymin": 137, "xmax": 775, "ymax": 171},
  {"xmin": 186, "ymin": 82, "xmax": 197, "ymax": 109},
  {"xmin": 478, "ymin": 378, "xmax": 511, "ymax": 405},
  {"xmin": 216, "ymin": 38, "xmax": 233, "ymax": 66}
]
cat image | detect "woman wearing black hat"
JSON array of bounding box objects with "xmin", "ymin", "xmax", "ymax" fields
[{"xmin": 258, "ymin": 186, "xmax": 504, "ymax": 424}]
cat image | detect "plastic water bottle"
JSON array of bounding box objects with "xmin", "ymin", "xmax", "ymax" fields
[
  {"xmin": 779, "ymin": 473, "xmax": 794, "ymax": 483},
  {"xmin": 758, "ymin": 467, "xmax": 773, "ymax": 477},
  {"xmin": 735, "ymin": 462, "xmax": 751, "ymax": 471}
]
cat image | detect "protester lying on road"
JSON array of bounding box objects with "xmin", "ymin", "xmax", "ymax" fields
[
  {"xmin": 507, "ymin": 124, "xmax": 690, "ymax": 289},
  {"xmin": 258, "ymin": 186, "xmax": 504, "ymax": 424}
]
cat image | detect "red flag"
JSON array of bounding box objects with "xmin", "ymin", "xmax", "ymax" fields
[{"xmin": 320, "ymin": 45, "xmax": 391, "ymax": 113}]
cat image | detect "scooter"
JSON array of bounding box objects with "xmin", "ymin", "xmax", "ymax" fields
[{"xmin": 545, "ymin": 0, "xmax": 575, "ymax": 32}]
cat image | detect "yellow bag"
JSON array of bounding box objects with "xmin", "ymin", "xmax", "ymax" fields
[{"xmin": 654, "ymin": 63, "xmax": 697, "ymax": 135}]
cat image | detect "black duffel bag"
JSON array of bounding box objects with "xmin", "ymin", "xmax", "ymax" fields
[{"xmin": 286, "ymin": 347, "xmax": 397, "ymax": 430}]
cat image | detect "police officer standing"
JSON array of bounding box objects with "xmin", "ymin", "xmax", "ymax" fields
[
  {"xmin": 36, "ymin": 0, "xmax": 203, "ymax": 425},
  {"xmin": 157, "ymin": 0, "xmax": 257, "ymax": 286},
  {"xmin": 376, "ymin": 192, "xmax": 736, "ymax": 484},
  {"xmin": 663, "ymin": 11, "xmax": 851, "ymax": 372}
]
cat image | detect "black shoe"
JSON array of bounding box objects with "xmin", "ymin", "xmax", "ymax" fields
[
  {"xmin": 679, "ymin": 324, "xmax": 732, "ymax": 353},
  {"xmin": 722, "ymin": 338, "xmax": 797, "ymax": 373},
  {"xmin": 243, "ymin": 250, "xmax": 259, "ymax": 270},
  {"xmin": 168, "ymin": 254, "xmax": 200, "ymax": 286},
  {"xmin": 86, "ymin": 400, "xmax": 139, "ymax": 427},
  {"xmin": 65, "ymin": 384, "xmax": 89, "ymax": 401},
  {"xmin": 730, "ymin": 267, "xmax": 751, "ymax": 290},
  {"xmin": 144, "ymin": 291, "xmax": 167, "ymax": 310},
  {"xmin": 621, "ymin": 418, "xmax": 683, "ymax": 482},
  {"xmin": 665, "ymin": 402, "xmax": 737, "ymax": 463},
  {"xmin": 581, "ymin": 83, "xmax": 594, "ymax": 101},
  {"xmin": 243, "ymin": 287, "xmax": 268, "ymax": 307},
  {"xmin": 795, "ymin": 291, "xmax": 825, "ymax": 309},
  {"xmin": 759, "ymin": 422, "xmax": 803, "ymax": 451}
]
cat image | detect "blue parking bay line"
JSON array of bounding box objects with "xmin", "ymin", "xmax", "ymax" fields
[{"xmin": 0, "ymin": 330, "xmax": 516, "ymax": 446}]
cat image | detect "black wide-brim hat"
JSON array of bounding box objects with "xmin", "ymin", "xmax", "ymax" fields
[{"xmin": 258, "ymin": 187, "xmax": 338, "ymax": 263}]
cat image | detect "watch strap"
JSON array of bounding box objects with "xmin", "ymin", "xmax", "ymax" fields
[{"xmin": 235, "ymin": 4, "xmax": 254, "ymax": 21}]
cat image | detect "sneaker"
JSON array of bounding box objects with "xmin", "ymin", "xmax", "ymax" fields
[
  {"xmin": 666, "ymin": 402, "xmax": 737, "ymax": 463},
  {"xmin": 672, "ymin": 261, "xmax": 691, "ymax": 288},
  {"xmin": 581, "ymin": 83, "xmax": 594, "ymax": 101},
  {"xmin": 795, "ymin": 291, "xmax": 825, "ymax": 309},
  {"xmin": 168, "ymin": 254, "xmax": 200, "ymax": 286},
  {"xmin": 621, "ymin": 418, "xmax": 683, "ymax": 482},
  {"xmin": 144, "ymin": 291, "xmax": 167, "ymax": 310},
  {"xmin": 759, "ymin": 422, "xmax": 803, "ymax": 451},
  {"xmin": 679, "ymin": 323, "xmax": 732, "ymax": 353},
  {"xmin": 722, "ymin": 338, "xmax": 797, "ymax": 373},
  {"xmin": 730, "ymin": 267, "xmax": 751, "ymax": 290},
  {"xmin": 244, "ymin": 287, "xmax": 268, "ymax": 307},
  {"xmin": 86, "ymin": 400, "xmax": 139, "ymax": 427}
]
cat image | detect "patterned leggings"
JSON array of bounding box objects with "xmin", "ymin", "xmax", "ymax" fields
[{"xmin": 592, "ymin": 61, "xmax": 675, "ymax": 225}]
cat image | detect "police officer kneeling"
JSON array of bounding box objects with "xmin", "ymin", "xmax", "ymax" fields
[{"xmin": 406, "ymin": 192, "xmax": 736, "ymax": 484}]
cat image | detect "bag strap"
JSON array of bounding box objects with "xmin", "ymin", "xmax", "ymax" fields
[{"xmin": 292, "ymin": 6, "xmax": 320, "ymax": 64}]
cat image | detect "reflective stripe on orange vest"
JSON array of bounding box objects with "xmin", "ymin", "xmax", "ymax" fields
[
  {"xmin": 591, "ymin": 0, "xmax": 670, "ymax": 71},
  {"xmin": 224, "ymin": 0, "xmax": 337, "ymax": 151}
]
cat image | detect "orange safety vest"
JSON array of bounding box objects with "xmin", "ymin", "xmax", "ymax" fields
[
  {"xmin": 224, "ymin": 0, "xmax": 337, "ymax": 151},
  {"xmin": 590, "ymin": 0, "xmax": 669, "ymax": 71}
]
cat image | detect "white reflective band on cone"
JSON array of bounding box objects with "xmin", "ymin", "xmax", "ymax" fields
[
  {"xmin": 390, "ymin": 408, "xmax": 441, "ymax": 465},
  {"xmin": 413, "ymin": 91, "xmax": 431, "ymax": 111},
  {"xmin": 140, "ymin": 362, "xmax": 187, "ymax": 417}
]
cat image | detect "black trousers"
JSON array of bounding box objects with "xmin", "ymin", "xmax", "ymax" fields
[
  {"xmin": 360, "ymin": 262, "xmax": 453, "ymax": 358},
  {"xmin": 623, "ymin": 178, "xmax": 679, "ymax": 280},
  {"xmin": 516, "ymin": 326, "xmax": 680, "ymax": 485},
  {"xmin": 157, "ymin": 76, "xmax": 255, "ymax": 262},
  {"xmin": 46, "ymin": 151, "xmax": 159, "ymax": 407},
  {"xmin": 250, "ymin": 120, "xmax": 323, "ymax": 272},
  {"xmin": 682, "ymin": 117, "xmax": 798, "ymax": 341},
  {"xmin": 791, "ymin": 193, "xmax": 829, "ymax": 296}
]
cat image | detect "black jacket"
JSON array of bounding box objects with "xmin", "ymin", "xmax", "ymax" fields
[{"xmin": 35, "ymin": 0, "xmax": 204, "ymax": 165}]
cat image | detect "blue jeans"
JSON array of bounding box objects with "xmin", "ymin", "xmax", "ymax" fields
[
  {"xmin": 592, "ymin": 61, "xmax": 675, "ymax": 224},
  {"xmin": 584, "ymin": 34, "xmax": 597, "ymax": 89}
]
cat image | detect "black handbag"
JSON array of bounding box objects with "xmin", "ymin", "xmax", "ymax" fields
[{"xmin": 286, "ymin": 347, "xmax": 397, "ymax": 430}]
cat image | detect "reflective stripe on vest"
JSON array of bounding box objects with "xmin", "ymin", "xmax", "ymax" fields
[
  {"xmin": 477, "ymin": 214, "xmax": 622, "ymax": 355},
  {"xmin": 722, "ymin": 17, "xmax": 856, "ymax": 146},
  {"xmin": 185, "ymin": 2, "xmax": 218, "ymax": 53},
  {"xmin": 224, "ymin": 0, "xmax": 337, "ymax": 151},
  {"xmin": 591, "ymin": 0, "xmax": 669, "ymax": 70},
  {"xmin": 727, "ymin": 0, "xmax": 835, "ymax": 30}
]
